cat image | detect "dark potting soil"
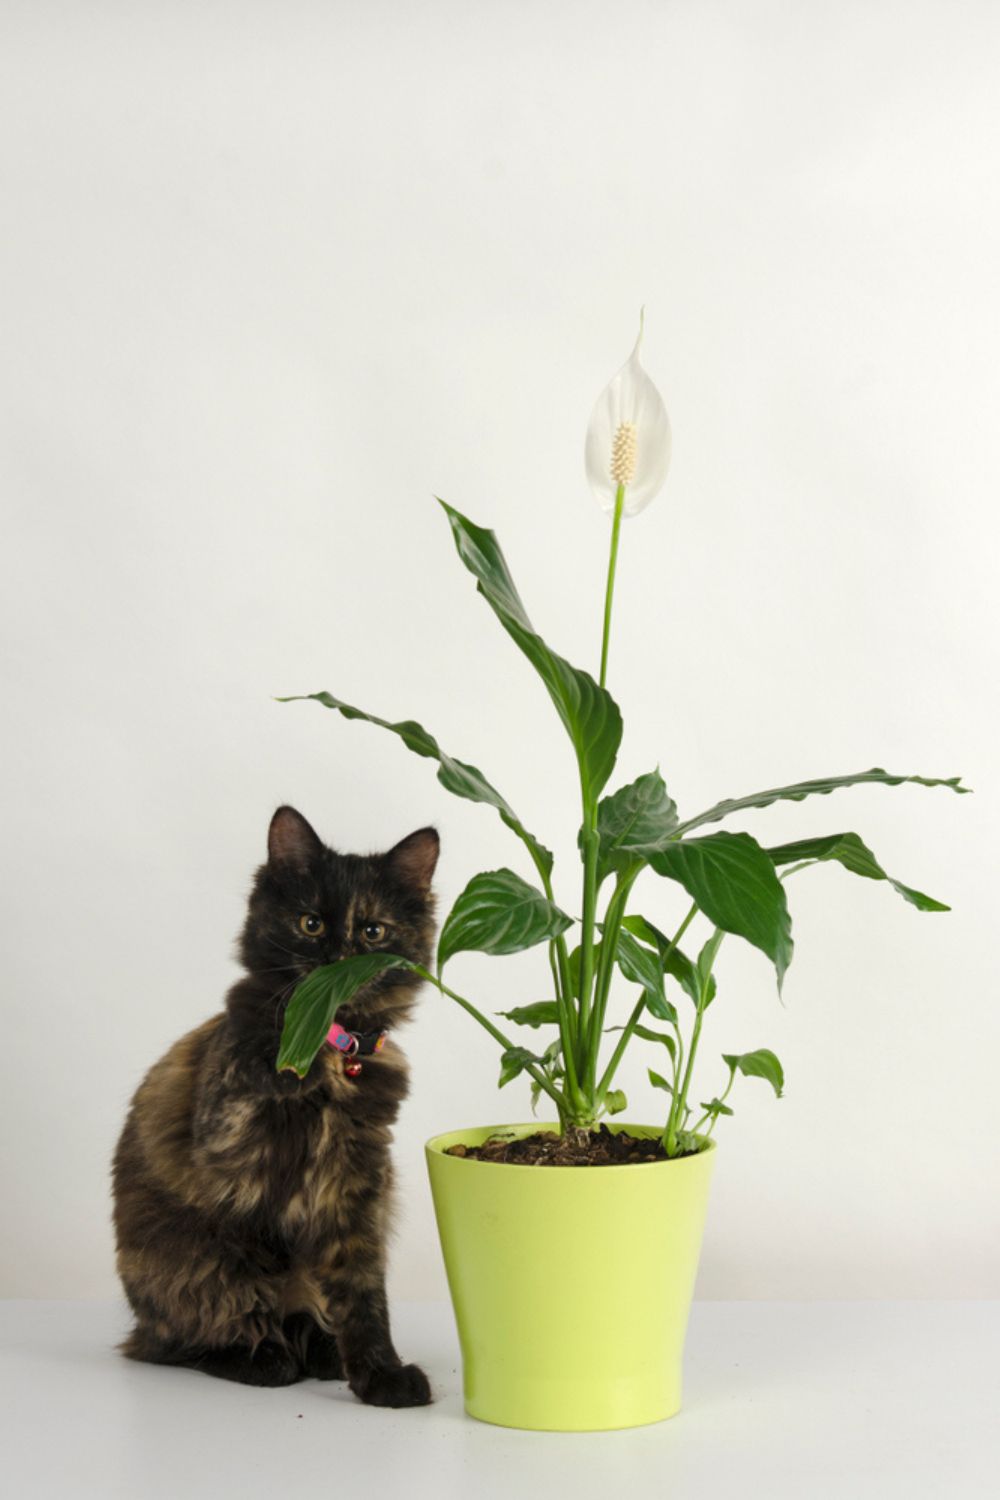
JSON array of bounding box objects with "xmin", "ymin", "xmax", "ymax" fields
[{"xmin": 444, "ymin": 1124, "xmax": 694, "ymax": 1166}]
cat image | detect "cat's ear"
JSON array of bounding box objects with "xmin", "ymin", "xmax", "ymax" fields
[
  {"xmin": 385, "ymin": 827, "xmax": 439, "ymax": 895},
  {"xmin": 268, "ymin": 806, "xmax": 324, "ymax": 871}
]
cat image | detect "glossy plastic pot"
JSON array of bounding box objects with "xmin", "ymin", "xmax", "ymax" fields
[{"xmin": 425, "ymin": 1122, "xmax": 715, "ymax": 1431}]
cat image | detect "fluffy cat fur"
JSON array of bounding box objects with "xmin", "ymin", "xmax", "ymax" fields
[{"xmin": 110, "ymin": 805, "xmax": 439, "ymax": 1404}]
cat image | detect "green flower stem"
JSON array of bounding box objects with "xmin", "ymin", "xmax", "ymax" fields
[
  {"xmin": 599, "ymin": 483, "xmax": 626, "ymax": 690},
  {"xmin": 572, "ymin": 480, "xmax": 628, "ymax": 1114},
  {"xmin": 594, "ymin": 901, "xmax": 698, "ymax": 1101},
  {"xmin": 415, "ymin": 965, "xmax": 567, "ymax": 1112}
]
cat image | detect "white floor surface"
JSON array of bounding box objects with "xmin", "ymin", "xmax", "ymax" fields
[{"xmin": 1, "ymin": 1300, "xmax": 996, "ymax": 1499}]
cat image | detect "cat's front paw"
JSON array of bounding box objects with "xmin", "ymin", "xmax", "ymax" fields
[{"xmin": 352, "ymin": 1361, "xmax": 432, "ymax": 1408}]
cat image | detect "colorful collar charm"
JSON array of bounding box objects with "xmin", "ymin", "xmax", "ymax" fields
[{"xmin": 326, "ymin": 1022, "xmax": 387, "ymax": 1079}]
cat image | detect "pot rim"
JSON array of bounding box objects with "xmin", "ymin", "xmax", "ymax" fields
[{"xmin": 425, "ymin": 1121, "xmax": 717, "ymax": 1170}]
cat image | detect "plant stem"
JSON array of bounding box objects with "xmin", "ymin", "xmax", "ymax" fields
[
  {"xmin": 666, "ymin": 1008, "xmax": 703, "ymax": 1154},
  {"xmin": 539, "ymin": 886, "xmax": 583, "ymax": 1111},
  {"xmin": 665, "ymin": 928, "xmax": 723, "ymax": 1154},
  {"xmin": 692, "ymin": 1068, "xmax": 740, "ymax": 1134},
  {"xmin": 574, "ymin": 480, "xmax": 628, "ymax": 1116},
  {"xmin": 671, "ymin": 1026, "xmax": 685, "ymax": 1115},
  {"xmin": 545, "ymin": 941, "xmax": 582, "ymax": 1111},
  {"xmin": 576, "ymin": 822, "xmax": 600, "ymax": 1076},
  {"xmin": 594, "ymin": 989, "xmax": 645, "ymax": 1098},
  {"xmin": 594, "ymin": 901, "xmax": 698, "ymax": 1099},
  {"xmin": 416, "ymin": 967, "xmax": 567, "ymax": 1112},
  {"xmin": 586, "ymin": 868, "xmax": 639, "ymax": 1084},
  {"xmin": 529, "ymin": 847, "xmax": 574, "ymax": 1019},
  {"xmin": 529, "ymin": 849, "xmax": 585, "ymax": 1117},
  {"xmin": 599, "ymin": 483, "xmax": 626, "ymax": 690},
  {"xmin": 556, "ymin": 976, "xmax": 588, "ymax": 1117},
  {"xmin": 691, "ymin": 1062, "xmax": 737, "ymax": 1136}
]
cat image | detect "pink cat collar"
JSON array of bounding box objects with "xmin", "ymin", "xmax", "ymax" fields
[{"xmin": 325, "ymin": 1023, "xmax": 387, "ymax": 1057}]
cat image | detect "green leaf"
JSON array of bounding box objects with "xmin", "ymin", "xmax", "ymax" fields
[
  {"xmin": 588, "ymin": 769, "xmax": 679, "ymax": 884},
  {"xmin": 666, "ymin": 946, "xmax": 712, "ymax": 1005},
  {"xmin": 278, "ymin": 691, "xmax": 553, "ymax": 877},
  {"xmin": 606, "ymin": 1022, "xmax": 677, "ymax": 1060},
  {"xmin": 648, "ymin": 1068, "xmax": 674, "ymax": 1095},
  {"xmin": 276, "ymin": 953, "xmax": 413, "ymax": 1077},
  {"xmin": 723, "ymin": 1048, "xmax": 785, "ymax": 1098},
  {"xmin": 605, "ymin": 1089, "xmax": 628, "ymax": 1116},
  {"xmin": 621, "ymin": 915, "xmax": 714, "ymax": 1007},
  {"xmin": 673, "ymin": 768, "xmax": 970, "ymax": 839},
  {"xmin": 438, "ymin": 500, "xmax": 623, "ymax": 808},
  {"xmin": 768, "ymin": 832, "xmax": 949, "ymax": 913},
  {"xmin": 438, "ymin": 868, "xmax": 572, "ymax": 971},
  {"xmin": 541, "ymin": 1038, "xmax": 563, "ymax": 1068},
  {"xmin": 499, "ymin": 1046, "xmax": 544, "ymax": 1088},
  {"xmin": 696, "ymin": 930, "xmax": 724, "ymax": 999},
  {"xmin": 699, "ymin": 1097, "xmax": 735, "ymax": 1118},
  {"xmin": 648, "ymin": 832, "xmax": 794, "ymax": 990},
  {"xmin": 635, "ymin": 1024, "xmax": 677, "ymax": 1058},
  {"xmin": 613, "ymin": 926, "xmax": 678, "ymax": 1024},
  {"xmin": 497, "ymin": 1001, "xmax": 561, "ymax": 1028}
]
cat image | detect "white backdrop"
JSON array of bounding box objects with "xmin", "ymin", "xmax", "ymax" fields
[{"xmin": 2, "ymin": 0, "xmax": 997, "ymax": 1303}]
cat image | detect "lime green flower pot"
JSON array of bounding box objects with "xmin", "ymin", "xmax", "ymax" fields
[{"xmin": 425, "ymin": 1122, "xmax": 716, "ymax": 1431}]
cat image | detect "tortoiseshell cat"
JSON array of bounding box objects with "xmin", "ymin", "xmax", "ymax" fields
[{"xmin": 111, "ymin": 805, "xmax": 438, "ymax": 1405}]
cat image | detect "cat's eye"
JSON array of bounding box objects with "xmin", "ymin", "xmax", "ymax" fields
[
  {"xmin": 361, "ymin": 922, "xmax": 386, "ymax": 944},
  {"xmin": 299, "ymin": 914, "xmax": 325, "ymax": 936}
]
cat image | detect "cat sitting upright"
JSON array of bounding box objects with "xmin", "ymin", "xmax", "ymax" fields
[{"xmin": 111, "ymin": 805, "xmax": 439, "ymax": 1405}]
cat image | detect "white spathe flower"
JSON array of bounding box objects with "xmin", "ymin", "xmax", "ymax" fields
[{"xmin": 584, "ymin": 310, "xmax": 671, "ymax": 517}]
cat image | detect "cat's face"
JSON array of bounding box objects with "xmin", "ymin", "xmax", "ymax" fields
[{"xmin": 240, "ymin": 805, "xmax": 439, "ymax": 1029}]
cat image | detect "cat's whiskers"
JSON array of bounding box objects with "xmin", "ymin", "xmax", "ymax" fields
[{"xmin": 263, "ymin": 935, "xmax": 309, "ymax": 961}]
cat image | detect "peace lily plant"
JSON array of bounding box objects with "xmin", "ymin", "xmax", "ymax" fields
[{"xmin": 275, "ymin": 315, "xmax": 967, "ymax": 1159}]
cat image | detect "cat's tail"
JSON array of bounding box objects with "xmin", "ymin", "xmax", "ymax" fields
[
  {"xmin": 116, "ymin": 1322, "xmax": 192, "ymax": 1365},
  {"xmin": 116, "ymin": 1315, "xmax": 293, "ymax": 1365}
]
